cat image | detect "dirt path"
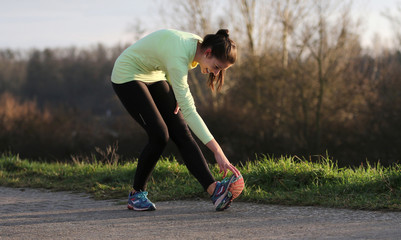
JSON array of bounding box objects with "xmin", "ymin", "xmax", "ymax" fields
[{"xmin": 1, "ymin": 187, "xmax": 400, "ymax": 240}]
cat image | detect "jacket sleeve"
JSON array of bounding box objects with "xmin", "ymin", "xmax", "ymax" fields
[{"xmin": 166, "ymin": 65, "xmax": 214, "ymax": 145}]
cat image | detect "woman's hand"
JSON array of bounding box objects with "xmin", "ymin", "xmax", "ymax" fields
[
  {"xmin": 206, "ymin": 139, "xmax": 240, "ymax": 178},
  {"xmin": 174, "ymin": 102, "xmax": 180, "ymax": 114},
  {"xmin": 214, "ymin": 150, "xmax": 240, "ymax": 178}
]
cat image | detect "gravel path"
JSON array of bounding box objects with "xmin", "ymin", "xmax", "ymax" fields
[{"xmin": 1, "ymin": 186, "xmax": 400, "ymax": 240}]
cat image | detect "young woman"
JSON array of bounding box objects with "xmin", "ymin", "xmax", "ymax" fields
[{"xmin": 111, "ymin": 28, "xmax": 241, "ymax": 211}]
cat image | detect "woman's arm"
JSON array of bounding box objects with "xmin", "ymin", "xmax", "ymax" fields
[
  {"xmin": 206, "ymin": 139, "xmax": 240, "ymax": 178},
  {"xmin": 167, "ymin": 66, "xmax": 214, "ymax": 144}
]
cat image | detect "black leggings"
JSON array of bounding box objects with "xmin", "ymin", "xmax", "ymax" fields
[{"xmin": 112, "ymin": 81, "xmax": 215, "ymax": 191}]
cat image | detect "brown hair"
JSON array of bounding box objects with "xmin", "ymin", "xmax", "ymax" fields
[{"xmin": 201, "ymin": 29, "xmax": 237, "ymax": 91}]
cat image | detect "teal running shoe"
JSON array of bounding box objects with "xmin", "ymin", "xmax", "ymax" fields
[
  {"xmin": 127, "ymin": 191, "xmax": 156, "ymax": 211},
  {"xmin": 210, "ymin": 175, "xmax": 236, "ymax": 211}
]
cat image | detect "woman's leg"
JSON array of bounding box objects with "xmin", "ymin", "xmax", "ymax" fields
[
  {"xmin": 112, "ymin": 81, "xmax": 169, "ymax": 191},
  {"xmin": 147, "ymin": 81, "xmax": 215, "ymax": 191}
]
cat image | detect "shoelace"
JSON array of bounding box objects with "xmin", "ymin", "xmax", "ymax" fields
[
  {"xmin": 134, "ymin": 191, "xmax": 148, "ymax": 200},
  {"xmin": 221, "ymin": 176, "xmax": 232, "ymax": 184}
]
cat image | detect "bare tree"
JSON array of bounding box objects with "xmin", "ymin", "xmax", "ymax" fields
[
  {"xmin": 126, "ymin": 19, "xmax": 146, "ymax": 42},
  {"xmin": 161, "ymin": 0, "xmax": 215, "ymax": 36},
  {"xmin": 0, "ymin": 50, "xmax": 26, "ymax": 94},
  {"xmin": 382, "ymin": 1, "xmax": 401, "ymax": 49},
  {"xmin": 300, "ymin": 0, "xmax": 361, "ymax": 152},
  {"xmin": 273, "ymin": 0, "xmax": 309, "ymax": 68},
  {"xmin": 230, "ymin": 0, "xmax": 276, "ymax": 106},
  {"xmin": 231, "ymin": 0, "xmax": 276, "ymax": 56}
]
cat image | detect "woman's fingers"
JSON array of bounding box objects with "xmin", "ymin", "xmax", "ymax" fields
[
  {"xmin": 220, "ymin": 163, "xmax": 240, "ymax": 178},
  {"xmin": 229, "ymin": 164, "xmax": 240, "ymax": 177}
]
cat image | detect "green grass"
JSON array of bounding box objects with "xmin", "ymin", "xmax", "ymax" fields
[{"xmin": 1, "ymin": 153, "xmax": 400, "ymax": 211}]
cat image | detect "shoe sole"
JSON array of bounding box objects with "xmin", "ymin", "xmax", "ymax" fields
[
  {"xmin": 127, "ymin": 203, "xmax": 156, "ymax": 211},
  {"xmin": 217, "ymin": 175, "xmax": 244, "ymax": 211},
  {"xmin": 229, "ymin": 175, "xmax": 244, "ymax": 200}
]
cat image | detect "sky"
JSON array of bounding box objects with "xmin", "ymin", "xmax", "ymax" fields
[
  {"xmin": 0, "ymin": 0, "xmax": 400, "ymax": 50},
  {"xmin": 0, "ymin": 0, "xmax": 164, "ymax": 49},
  {"xmin": 356, "ymin": 0, "xmax": 400, "ymax": 48}
]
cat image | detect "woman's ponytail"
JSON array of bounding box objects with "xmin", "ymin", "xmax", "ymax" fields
[{"xmin": 215, "ymin": 29, "xmax": 230, "ymax": 38}]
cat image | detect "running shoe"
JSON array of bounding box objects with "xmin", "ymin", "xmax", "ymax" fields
[
  {"xmin": 127, "ymin": 191, "xmax": 156, "ymax": 211},
  {"xmin": 210, "ymin": 175, "xmax": 236, "ymax": 211},
  {"xmin": 229, "ymin": 174, "xmax": 245, "ymax": 200}
]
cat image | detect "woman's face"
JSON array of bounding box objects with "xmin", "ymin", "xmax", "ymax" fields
[{"xmin": 199, "ymin": 49, "xmax": 232, "ymax": 76}]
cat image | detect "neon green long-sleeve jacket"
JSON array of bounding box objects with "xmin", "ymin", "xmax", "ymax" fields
[{"xmin": 111, "ymin": 29, "xmax": 213, "ymax": 144}]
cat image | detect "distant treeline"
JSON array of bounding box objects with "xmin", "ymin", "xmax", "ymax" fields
[{"xmin": 1, "ymin": 42, "xmax": 400, "ymax": 167}]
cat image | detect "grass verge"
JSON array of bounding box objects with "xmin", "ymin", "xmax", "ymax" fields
[{"xmin": 1, "ymin": 153, "xmax": 400, "ymax": 211}]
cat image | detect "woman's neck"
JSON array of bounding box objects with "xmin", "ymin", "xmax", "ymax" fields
[{"xmin": 193, "ymin": 42, "xmax": 203, "ymax": 63}]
